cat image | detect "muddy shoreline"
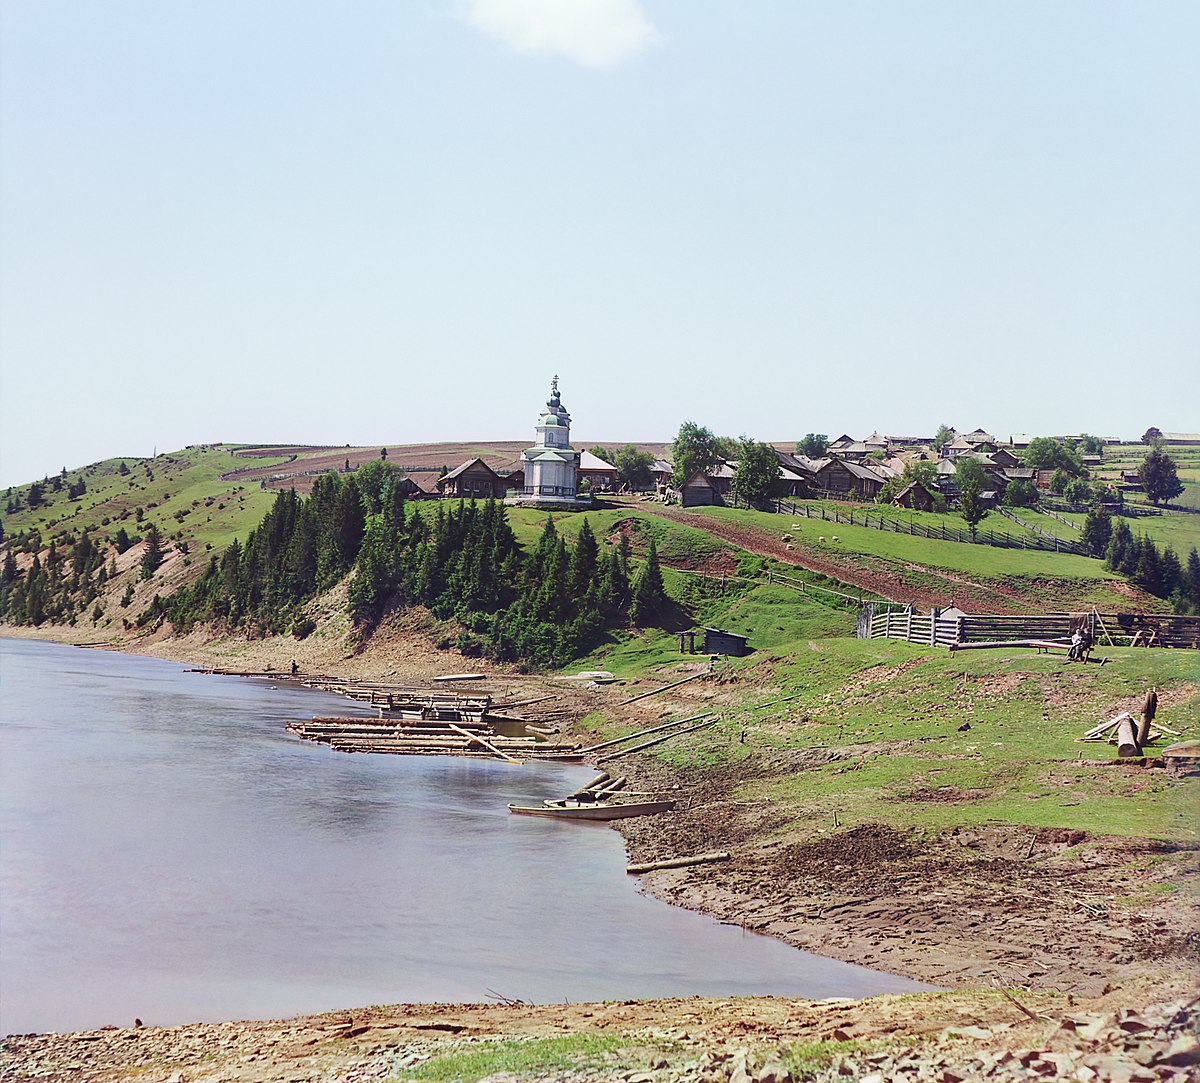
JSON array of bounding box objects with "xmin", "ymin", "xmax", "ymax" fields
[{"xmin": 2, "ymin": 623, "xmax": 1198, "ymax": 1079}]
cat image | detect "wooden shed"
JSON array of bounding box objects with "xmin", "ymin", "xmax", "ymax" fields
[
  {"xmin": 893, "ymin": 481, "xmax": 937, "ymax": 511},
  {"xmin": 681, "ymin": 470, "xmax": 723, "ymax": 507},
  {"xmin": 680, "ymin": 463, "xmax": 735, "ymax": 507},
  {"xmin": 703, "ymin": 627, "xmax": 749, "ymax": 656}
]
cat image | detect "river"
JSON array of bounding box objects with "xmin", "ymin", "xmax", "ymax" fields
[{"xmin": 0, "ymin": 637, "xmax": 927, "ymax": 1034}]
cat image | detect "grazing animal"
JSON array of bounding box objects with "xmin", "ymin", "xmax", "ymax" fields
[
  {"xmin": 818, "ymin": 536, "xmax": 825, "ymax": 542},
  {"xmin": 832, "ymin": 535, "xmax": 839, "ymax": 542}
]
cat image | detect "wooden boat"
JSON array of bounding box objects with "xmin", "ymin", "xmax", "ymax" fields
[{"xmin": 507, "ymin": 798, "xmax": 676, "ymax": 821}]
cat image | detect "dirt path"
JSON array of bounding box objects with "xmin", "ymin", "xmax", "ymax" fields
[{"xmin": 649, "ymin": 505, "xmax": 1030, "ymax": 613}]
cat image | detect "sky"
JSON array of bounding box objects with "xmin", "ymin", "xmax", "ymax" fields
[{"xmin": 1, "ymin": 1, "xmax": 1197, "ymax": 487}]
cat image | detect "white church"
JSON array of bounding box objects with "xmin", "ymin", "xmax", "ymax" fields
[{"xmin": 511, "ymin": 376, "xmax": 593, "ymax": 508}]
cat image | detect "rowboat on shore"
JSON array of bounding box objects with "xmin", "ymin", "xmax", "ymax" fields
[{"xmin": 507, "ymin": 798, "xmax": 676, "ymax": 821}]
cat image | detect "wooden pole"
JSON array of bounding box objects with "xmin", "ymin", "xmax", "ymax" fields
[
  {"xmin": 619, "ymin": 669, "xmax": 708, "ymax": 705},
  {"xmin": 627, "ymin": 851, "xmax": 731, "ymax": 874},
  {"xmin": 578, "ymin": 713, "xmax": 714, "ymax": 754},
  {"xmin": 449, "ymin": 723, "xmax": 522, "ymax": 764},
  {"xmin": 599, "ymin": 717, "xmax": 720, "ymax": 763},
  {"xmin": 564, "ymin": 772, "xmax": 610, "ymax": 799},
  {"xmin": 1137, "ymin": 688, "xmax": 1158, "ymax": 746},
  {"xmin": 1092, "ymin": 607, "xmax": 1116, "ymax": 648}
]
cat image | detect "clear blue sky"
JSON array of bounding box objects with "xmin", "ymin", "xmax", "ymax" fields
[{"xmin": 2, "ymin": 1, "xmax": 1197, "ymax": 487}]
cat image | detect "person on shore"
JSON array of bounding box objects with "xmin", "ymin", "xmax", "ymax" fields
[{"xmin": 290, "ymin": 659, "xmax": 299, "ymax": 676}]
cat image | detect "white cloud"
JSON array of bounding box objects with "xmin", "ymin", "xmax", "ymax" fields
[{"xmin": 464, "ymin": 0, "xmax": 659, "ymax": 68}]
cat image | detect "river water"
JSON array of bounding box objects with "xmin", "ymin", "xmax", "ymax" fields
[{"xmin": 0, "ymin": 638, "xmax": 926, "ymax": 1034}]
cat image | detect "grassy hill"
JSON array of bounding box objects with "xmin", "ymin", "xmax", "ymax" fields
[{"xmin": 1, "ymin": 440, "xmax": 1196, "ymax": 641}]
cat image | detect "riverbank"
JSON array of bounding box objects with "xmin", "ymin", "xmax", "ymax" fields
[
  {"xmin": 3, "ymin": 621, "xmax": 1197, "ymax": 1079},
  {"xmin": 4, "ymin": 984, "xmax": 1198, "ymax": 1082}
]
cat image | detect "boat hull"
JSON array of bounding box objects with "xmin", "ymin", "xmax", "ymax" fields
[{"xmin": 507, "ymin": 800, "xmax": 675, "ymax": 821}]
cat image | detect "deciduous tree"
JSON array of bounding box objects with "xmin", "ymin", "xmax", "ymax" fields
[
  {"xmin": 732, "ymin": 438, "xmax": 781, "ymax": 508},
  {"xmin": 611, "ymin": 445, "xmax": 655, "ymax": 491},
  {"xmin": 796, "ymin": 433, "xmax": 829, "ymax": 458},
  {"xmin": 670, "ymin": 421, "xmax": 722, "ymax": 488}
]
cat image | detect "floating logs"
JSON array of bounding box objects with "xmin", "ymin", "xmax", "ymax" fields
[{"xmin": 286, "ymin": 717, "xmax": 582, "ymax": 762}]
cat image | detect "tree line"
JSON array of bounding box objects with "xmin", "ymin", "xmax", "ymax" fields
[{"xmin": 140, "ymin": 464, "xmax": 667, "ymax": 667}]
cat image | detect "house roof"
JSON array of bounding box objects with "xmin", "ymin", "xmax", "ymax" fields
[
  {"xmin": 651, "ymin": 459, "xmax": 673, "ymax": 473},
  {"xmin": 817, "ymin": 459, "xmax": 886, "ymax": 484},
  {"xmin": 826, "ymin": 434, "xmax": 854, "ymax": 447},
  {"xmin": 894, "ymin": 481, "xmax": 934, "ymax": 500},
  {"xmin": 578, "ymin": 450, "xmax": 616, "ymax": 471},
  {"xmin": 1162, "ymin": 433, "xmax": 1200, "ymax": 442},
  {"xmin": 440, "ymin": 457, "xmax": 499, "ymax": 482}
]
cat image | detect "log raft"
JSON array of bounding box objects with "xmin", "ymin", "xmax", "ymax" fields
[{"xmin": 192, "ymin": 667, "xmax": 580, "ymax": 762}]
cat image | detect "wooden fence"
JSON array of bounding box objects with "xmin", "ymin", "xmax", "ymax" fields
[
  {"xmin": 857, "ymin": 605, "xmax": 1200, "ymax": 649},
  {"xmin": 775, "ymin": 501, "xmax": 1089, "ymax": 555}
]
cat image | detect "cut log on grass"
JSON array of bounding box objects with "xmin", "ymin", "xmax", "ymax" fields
[
  {"xmin": 627, "ymin": 851, "xmax": 731, "ymax": 875},
  {"xmin": 1116, "ymin": 715, "xmax": 1142, "ymax": 758}
]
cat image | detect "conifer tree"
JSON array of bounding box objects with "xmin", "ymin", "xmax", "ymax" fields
[
  {"xmin": 630, "ymin": 537, "xmax": 666, "ymax": 625},
  {"xmin": 570, "ymin": 518, "xmax": 598, "ymax": 596},
  {"xmin": 141, "ymin": 523, "xmax": 164, "ymax": 580}
]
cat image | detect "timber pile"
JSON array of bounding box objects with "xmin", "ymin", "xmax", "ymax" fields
[
  {"xmin": 286, "ymin": 716, "xmax": 582, "ymax": 761},
  {"xmin": 1078, "ymin": 693, "xmax": 1180, "ymax": 759}
]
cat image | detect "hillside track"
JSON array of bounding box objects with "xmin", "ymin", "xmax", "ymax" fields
[{"xmin": 649, "ymin": 506, "xmax": 1032, "ymax": 614}]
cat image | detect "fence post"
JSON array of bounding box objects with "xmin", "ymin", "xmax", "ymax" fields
[
  {"xmin": 930, "ymin": 606, "xmax": 939, "ymax": 647},
  {"xmin": 885, "ymin": 610, "xmax": 892, "ymax": 638}
]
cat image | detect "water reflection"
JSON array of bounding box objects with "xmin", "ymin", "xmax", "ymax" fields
[{"xmin": 1, "ymin": 638, "xmax": 930, "ymax": 1035}]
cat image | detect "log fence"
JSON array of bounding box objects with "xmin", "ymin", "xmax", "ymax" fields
[{"xmin": 857, "ymin": 605, "xmax": 1200, "ymax": 649}]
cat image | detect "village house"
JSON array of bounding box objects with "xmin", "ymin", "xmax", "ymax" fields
[
  {"xmin": 651, "ymin": 459, "xmax": 674, "ymax": 491},
  {"xmin": 577, "ymin": 450, "xmax": 618, "ymax": 492},
  {"xmin": 812, "ymin": 458, "xmax": 885, "ymax": 501},
  {"xmin": 437, "ymin": 458, "xmax": 508, "ymax": 500}
]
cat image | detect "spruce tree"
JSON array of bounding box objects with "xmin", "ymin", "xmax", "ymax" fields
[
  {"xmin": 630, "ymin": 537, "xmax": 666, "ymax": 625},
  {"xmin": 141, "ymin": 524, "xmax": 164, "ymax": 580},
  {"xmin": 570, "ymin": 518, "xmax": 599, "ymax": 596}
]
